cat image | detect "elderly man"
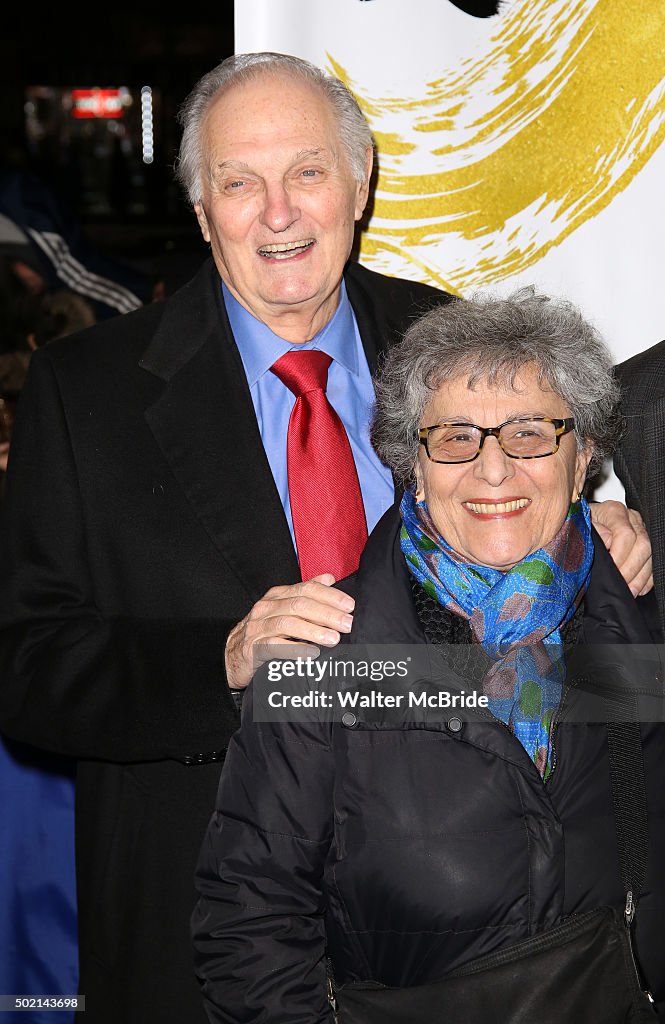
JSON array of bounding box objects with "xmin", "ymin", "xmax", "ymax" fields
[{"xmin": 0, "ymin": 52, "xmax": 652, "ymax": 1024}]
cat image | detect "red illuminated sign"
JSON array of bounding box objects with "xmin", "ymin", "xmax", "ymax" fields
[{"xmin": 71, "ymin": 89, "xmax": 125, "ymax": 119}]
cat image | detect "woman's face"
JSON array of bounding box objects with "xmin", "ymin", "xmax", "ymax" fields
[{"xmin": 414, "ymin": 365, "xmax": 592, "ymax": 570}]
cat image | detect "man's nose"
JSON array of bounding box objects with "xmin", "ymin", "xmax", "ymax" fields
[
  {"xmin": 472, "ymin": 434, "xmax": 516, "ymax": 486},
  {"xmin": 260, "ymin": 182, "xmax": 300, "ymax": 232}
]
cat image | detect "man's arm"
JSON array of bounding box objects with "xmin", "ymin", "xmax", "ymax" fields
[{"xmin": 0, "ymin": 352, "xmax": 240, "ymax": 762}]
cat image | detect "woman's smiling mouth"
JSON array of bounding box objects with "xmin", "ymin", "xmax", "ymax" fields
[{"xmin": 463, "ymin": 497, "xmax": 531, "ymax": 516}]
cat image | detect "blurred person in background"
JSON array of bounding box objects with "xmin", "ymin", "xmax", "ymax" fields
[
  {"xmin": 0, "ymin": 52, "xmax": 653, "ymax": 1024},
  {"xmin": 0, "ymin": 248, "xmax": 97, "ymax": 477},
  {"xmin": 0, "ymin": 164, "xmax": 153, "ymax": 321},
  {"xmin": 0, "ymin": 248, "xmax": 46, "ymax": 478}
]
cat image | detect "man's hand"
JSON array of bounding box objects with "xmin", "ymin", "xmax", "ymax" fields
[
  {"xmin": 0, "ymin": 441, "xmax": 9, "ymax": 473},
  {"xmin": 589, "ymin": 500, "xmax": 653, "ymax": 597},
  {"xmin": 225, "ymin": 574, "xmax": 355, "ymax": 690}
]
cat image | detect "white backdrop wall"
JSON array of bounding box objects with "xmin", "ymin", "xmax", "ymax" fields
[{"xmin": 234, "ymin": 0, "xmax": 665, "ymax": 500}]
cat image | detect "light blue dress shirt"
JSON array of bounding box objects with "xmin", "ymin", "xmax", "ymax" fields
[{"xmin": 223, "ymin": 281, "xmax": 395, "ymax": 560}]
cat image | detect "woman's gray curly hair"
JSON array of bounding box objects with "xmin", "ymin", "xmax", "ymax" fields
[
  {"xmin": 174, "ymin": 51, "xmax": 374, "ymax": 206},
  {"xmin": 370, "ymin": 287, "xmax": 623, "ymax": 489}
]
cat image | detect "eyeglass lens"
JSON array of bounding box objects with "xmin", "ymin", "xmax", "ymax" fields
[{"xmin": 426, "ymin": 419, "xmax": 560, "ymax": 462}]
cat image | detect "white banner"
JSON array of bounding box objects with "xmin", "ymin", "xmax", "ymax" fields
[{"xmin": 234, "ymin": 0, "xmax": 665, "ymax": 499}]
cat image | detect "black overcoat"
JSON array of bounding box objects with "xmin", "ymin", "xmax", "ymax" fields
[{"xmin": 0, "ymin": 258, "xmax": 449, "ymax": 1023}]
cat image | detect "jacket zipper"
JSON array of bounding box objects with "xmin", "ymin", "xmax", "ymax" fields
[
  {"xmin": 624, "ymin": 891, "xmax": 655, "ymax": 1004},
  {"xmin": 542, "ymin": 679, "xmax": 574, "ymax": 785},
  {"xmin": 467, "ymin": 682, "xmax": 569, "ymax": 785},
  {"xmin": 326, "ymin": 965, "xmax": 338, "ymax": 1017}
]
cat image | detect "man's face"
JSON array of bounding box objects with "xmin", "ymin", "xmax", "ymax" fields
[{"xmin": 194, "ymin": 73, "xmax": 372, "ymax": 342}]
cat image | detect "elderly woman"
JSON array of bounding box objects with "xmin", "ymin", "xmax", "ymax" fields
[{"xmin": 192, "ymin": 290, "xmax": 664, "ymax": 1023}]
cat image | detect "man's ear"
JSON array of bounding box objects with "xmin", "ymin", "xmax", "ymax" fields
[
  {"xmin": 354, "ymin": 146, "xmax": 375, "ymax": 221},
  {"xmin": 194, "ymin": 203, "xmax": 211, "ymax": 243}
]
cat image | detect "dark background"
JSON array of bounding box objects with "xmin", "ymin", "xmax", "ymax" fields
[{"xmin": 1, "ymin": 8, "xmax": 236, "ymax": 292}]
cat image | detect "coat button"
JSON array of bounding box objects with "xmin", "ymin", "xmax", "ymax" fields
[
  {"xmin": 341, "ymin": 711, "xmax": 358, "ymax": 728},
  {"xmin": 447, "ymin": 717, "xmax": 463, "ymax": 733},
  {"xmin": 655, "ymin": 670, "xmax": 663, "ymax": 684}
]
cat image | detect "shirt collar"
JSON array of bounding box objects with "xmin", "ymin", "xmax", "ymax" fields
[{"xmin": 222, "ymin": 280, "xmax": 359, "ymax": 387}]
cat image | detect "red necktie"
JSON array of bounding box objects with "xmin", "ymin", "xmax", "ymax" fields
[{"xmin": 271, "ymin": 350, "xmax": 368, "ymax": 581}]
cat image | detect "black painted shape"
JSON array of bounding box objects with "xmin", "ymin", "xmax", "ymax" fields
[{"xmin": 447, "ymin": 0, "xmax": 503, "ymax": 15}]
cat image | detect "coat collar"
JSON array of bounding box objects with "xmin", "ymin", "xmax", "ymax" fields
[
  {"xmin": 345, "ymin": 502, "xmax": 428, "ymax": 645},
  {"xmin": 139, "ymin": 260, "xmax": 222, "ymax": 381},
  {"xmin": 581, "ymin": 526, "xmax": 658, "ymax": 644}
]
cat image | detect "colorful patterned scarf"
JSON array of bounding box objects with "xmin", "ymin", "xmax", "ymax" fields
[{"xmin": 399, "ymin": 489, "xmax": 594, "ymax": 778}]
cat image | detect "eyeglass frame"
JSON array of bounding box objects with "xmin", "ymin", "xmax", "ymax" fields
[{"xmin": 417, "ymin": 416, "xmax": 576, "ymax": 464}]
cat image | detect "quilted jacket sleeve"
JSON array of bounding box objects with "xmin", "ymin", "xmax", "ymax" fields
[{"xmin": 192, "ymin": 677, "xmax": 336, "ymax": 1023}]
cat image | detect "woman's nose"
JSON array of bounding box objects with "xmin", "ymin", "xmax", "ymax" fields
[{"xmin": 472, "ymin": 435, "xmax": 516, "ymax": 486}]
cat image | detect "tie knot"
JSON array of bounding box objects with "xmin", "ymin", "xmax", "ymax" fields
[{"xmin": 270, "ymin": 349, "xmax": 333, "ymax": 397}]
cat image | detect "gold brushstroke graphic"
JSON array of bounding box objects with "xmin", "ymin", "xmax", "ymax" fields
[{"xmin": 329, "ymin": 0, "xmax": 665, "ymax": 295}]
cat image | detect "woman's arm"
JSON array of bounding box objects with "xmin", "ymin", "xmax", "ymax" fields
[{"xmin": 192, "ymin": 681, "xmax": 336, "ymax": 1024}]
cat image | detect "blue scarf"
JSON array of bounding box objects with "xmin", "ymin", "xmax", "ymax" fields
[{"xmin": 400, "ymin": 490, "xmax": 594, "ymax": 778}]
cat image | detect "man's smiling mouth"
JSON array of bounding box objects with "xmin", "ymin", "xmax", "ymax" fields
[{"xmin": 258, "ymin": 239, "xmax": 315, "ymax": 259}]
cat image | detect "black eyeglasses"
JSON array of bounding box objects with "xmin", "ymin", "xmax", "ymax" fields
[{"xmin": 418, "ymin": 417, "xmax": 575, "ymax": 464}]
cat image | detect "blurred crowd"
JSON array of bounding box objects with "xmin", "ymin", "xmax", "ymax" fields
[
  {"xmin": 0, "ymin": 163, "xmax": 159, "ymax": 489},
  {"xmin": 0, "ymin": 243, "xmax": 96, "ymax": 471}
]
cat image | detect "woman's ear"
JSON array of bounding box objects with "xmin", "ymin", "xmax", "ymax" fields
[
  {"xmin": 414, "ymin": 460, "xmax": 426, "ymax": 502},
  {"xmin": 573, "ymin": 442, "xmax": 593, "ymax": 499}
]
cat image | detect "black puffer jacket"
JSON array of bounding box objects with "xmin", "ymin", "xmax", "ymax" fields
[{"xmin": 193, "ymin": 504, "xmax": 665, "ymax": 1023}]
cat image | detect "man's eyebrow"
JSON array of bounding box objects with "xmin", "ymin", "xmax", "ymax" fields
[
  {"xmin": 292, "ymin": 148, "xmax": 327, "ymax": 161},
  {"xmin": 213, "ymin": 149, "xmax": 329, "ymax": 173},
  {"xmin": 214, "ymin": 160, "xmax": 255, "ymax": 172}
]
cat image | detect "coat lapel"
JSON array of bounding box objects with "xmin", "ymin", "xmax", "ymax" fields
[
  {"xmin": 640, "ymin": 396, "xmax": 665, "ymax": 633},
  {"xmin": 344, "ymin": 265, "xmax": 396, "ymax": 375},
  {"xmin": 139, "ymin": 260, "xmax": 299, "ymax": 601},
  {"xmin": 344, "ymin": 263, "xmax": 408, "ymax": 500}
]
